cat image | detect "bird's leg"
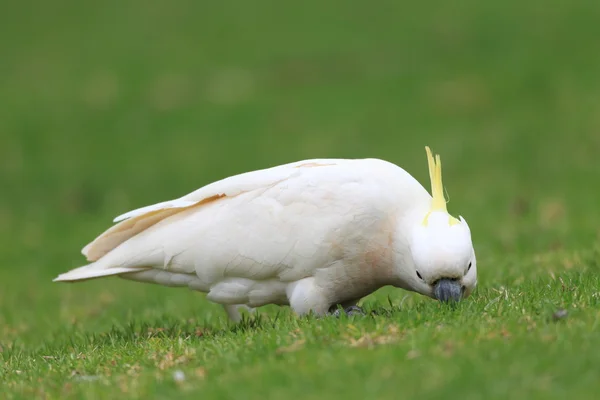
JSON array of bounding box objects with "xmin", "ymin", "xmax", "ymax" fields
[
  {"xmin": 328, "ymin": 299, "xmax": 366, "ymax": 317},
  {"xmin": 223, "ymin": 304, "xmax": 255, "ymax": 323},
  {"xmin": 287, "ymin": 277, "xmax": 365, "ymax": 318}
]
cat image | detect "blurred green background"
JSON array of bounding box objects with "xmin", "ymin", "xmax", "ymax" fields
[{"xmin": 1, "ymin": 0, "xmax": 600, "ymax": 397}]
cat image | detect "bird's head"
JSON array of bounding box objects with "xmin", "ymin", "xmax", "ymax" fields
[{"xmin": 406, "ymin": 147, "xmax": 477, "ymax": 302}]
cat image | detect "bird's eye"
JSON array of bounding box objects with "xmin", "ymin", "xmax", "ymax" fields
[
  {"xmin": 416, "ymin": 271, "xmax": 423, "ymax": 280},
  {"xmin": 467, "ymin": 262, "xmax": 472, "ymax": 272}
]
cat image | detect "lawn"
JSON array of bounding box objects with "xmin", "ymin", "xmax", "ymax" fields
[{"xmin": 1, "ymin": 1, "xmax": 600, "ymax": 399}]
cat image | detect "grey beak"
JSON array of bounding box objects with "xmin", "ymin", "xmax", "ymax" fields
[{"xmin": 433, "ymin": 279, "xmax": 463, "ymax": 303}]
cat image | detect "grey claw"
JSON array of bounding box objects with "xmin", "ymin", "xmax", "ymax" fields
[
  {"xmin": 329, "ymin": 305, "xmax": 366, "ymax": 317},
  {"xmin": 331, "ymin": 308, "xmax": 343, "ymax": 318},
  {"xmin": 344, "ymin": 305, "xmax": 366, "ymax": 316}
]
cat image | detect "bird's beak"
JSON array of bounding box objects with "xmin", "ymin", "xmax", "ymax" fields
[{"xmin": 433, "ymin": 278, "xmax": 463, "ymax": 302}]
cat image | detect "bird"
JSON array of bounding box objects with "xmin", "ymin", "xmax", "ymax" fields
[{"xmin": 54, "ymin": 146, "xmax": 477, "ymax": 322}]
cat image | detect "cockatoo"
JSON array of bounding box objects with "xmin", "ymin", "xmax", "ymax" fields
[{"xmin": 54, "ymin": 146, "xmax": 477, "ymax": 321}]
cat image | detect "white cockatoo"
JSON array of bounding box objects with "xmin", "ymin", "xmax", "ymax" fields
[{"xmin": 54, "ymin": 146, "xmax": 477, "ymax": 321}]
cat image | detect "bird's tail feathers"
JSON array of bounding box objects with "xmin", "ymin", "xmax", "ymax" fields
[{"xmin": 53, "ymin": 263, "xmax": 143, "ymax": 282}]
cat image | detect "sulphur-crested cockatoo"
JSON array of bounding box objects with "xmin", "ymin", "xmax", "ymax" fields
[{"xmin": 54, "ymin": 146, "xmax": 477, "ymax": 321}]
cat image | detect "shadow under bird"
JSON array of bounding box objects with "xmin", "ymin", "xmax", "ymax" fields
[{"xmin": 54, "ymin": 146, "xmax": 477, "ymax": 321}]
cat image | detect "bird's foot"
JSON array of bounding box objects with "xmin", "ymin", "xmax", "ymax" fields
[{"xmin": 329, "ymin": 305, "xmax": 366, "ymax": 318}]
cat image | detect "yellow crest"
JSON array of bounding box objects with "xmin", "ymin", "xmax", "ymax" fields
[{"xmin": 423, "ymin": 146, "xmax": 460, "ymax": 226}]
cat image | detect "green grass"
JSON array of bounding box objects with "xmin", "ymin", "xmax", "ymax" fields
[{"xmin": 2, "ymin": 0, "xmax": 600, "ymax": 398}]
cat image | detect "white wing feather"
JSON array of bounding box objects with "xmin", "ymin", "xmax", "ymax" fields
[
  {"xmin": 111, "ymin": 159, "xmax": 327, "ymax": 223},
  {"xmin": 80, "ymin": 159, "xmax": 336, "ymax": 262}
]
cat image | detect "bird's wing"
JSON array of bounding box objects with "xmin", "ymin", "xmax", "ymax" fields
[
  {"xmin": 81, "ymin": 159, "xmax": 341, "ymax": 261},
  {"xmin": 55, "ymin": 157, "xmax": 427, "ymax": 286}
]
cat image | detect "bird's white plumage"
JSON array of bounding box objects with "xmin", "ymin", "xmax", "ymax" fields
[{"xmin": 55, "ymin": 152, "xmax": 477, "ymax": 320}]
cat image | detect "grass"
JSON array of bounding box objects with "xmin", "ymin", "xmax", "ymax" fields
[{"xmin": 1, "ymin": 0, "xmax": 600, "ymax": 398}]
